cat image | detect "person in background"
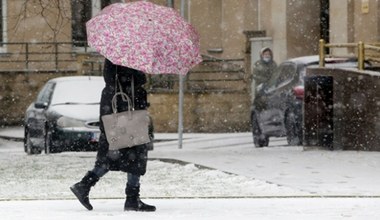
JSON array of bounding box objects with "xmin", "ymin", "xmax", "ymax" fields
[
  {"xmin": 250, "ymin": 47, "xmax": 277, "ymax": 147},
  {"xmin": 251, "ymin": 47, "xmax": 277, "ymax": 96},
  {"xmin": 70, "ymin": 59, "xmax": 156, "ymax": 212},
  {"xmin": 251, "ymin": 47, "xmax": 277, "ymax": 109}
]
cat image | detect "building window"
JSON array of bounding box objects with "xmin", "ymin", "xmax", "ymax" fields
[
  {"xmin": 72, "ymin": 0, "xmax": 91, "ymax": 46},
  {"xmin": 0, "ymin": 0, "xmax": 7, "ymax": 50},
  {"xmin": 101, "ymin": 0, "xmax": 113, "ymax": 8},
  {"xmin": 71, "ymin": 0, "xmax": 117, "ymax": 47}
]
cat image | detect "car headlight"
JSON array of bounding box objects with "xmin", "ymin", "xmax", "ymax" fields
[{"xmin": 56, "ymin": 116, "xmax": 85, "ymax": 128}]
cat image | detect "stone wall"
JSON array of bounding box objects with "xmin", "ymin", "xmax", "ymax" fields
[
  {"xmin": 0, "ymin": 72, "xmax": 68, "ymax": 126},
  {"xmin": 148, "ymin": 91, "xmax": 251, "ymax": 133}
]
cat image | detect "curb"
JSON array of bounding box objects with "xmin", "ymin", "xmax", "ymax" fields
[{"xmin": 0, "ymin": 135, "xmax": 23, "ymax": 142}]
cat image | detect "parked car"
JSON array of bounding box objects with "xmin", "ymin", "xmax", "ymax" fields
[
  {"xmin": 24, "ymin": 76, "xmax": 105, "ymax": 154},
  {"xmin": 251, "ymin": 55, "xmax": 365, "ymax": 147}
]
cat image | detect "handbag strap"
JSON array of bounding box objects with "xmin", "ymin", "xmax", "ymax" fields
[
  {"xmin": 131, "ymin": 75, "xmax": 135, "ymax": 109},
  {"xmin": 114, "ymin": 67, "xmax": 136, "ymax": 111},
  {"xmin": 111, "ymin": 92, "xmax": 132, "ymax": 114}
]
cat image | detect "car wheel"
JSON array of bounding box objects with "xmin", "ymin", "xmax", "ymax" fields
[
  {"xmin": 146, "ymin": 141, "xmax": 154, "ymax": 151},
  {"xmin": 251, "ymin": 111, "xmax": 269, "ymax": 147},
  {"xmin": 23, "ymin": 128, "xmax": 28, "ymax": 153},
  {"xmin": 24, "ymin": 129, "xmax": 42, "ymax": 155},
  {"xmin": 44, "ymin": 128, "xmax": 57, "ymax": 154},
  {"xmin": 285, "ymin": 111, "xmax": 302, "ymax": 146},
  {"xmin": 254, "ymin": 135, "xmax": 269, "ymax": 148}
]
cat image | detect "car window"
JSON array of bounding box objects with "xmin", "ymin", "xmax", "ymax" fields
[
  {"xmin": 50, "ymin": 79, "xmax": 105, "ymax": 105},
  {"xmin": 36, "ymin": 82, "xmax": 55, "ymax": 105},
  {"xmin": 275, "ymin": 63, "xmax": 297, "ymax": 87},
  {"xmin": 265, "ymin": 67, "xmax": 280, "ymax": 88},
  {"xmin": 298, "ymin": 65, "xmax": 308, "ymax": 85}
]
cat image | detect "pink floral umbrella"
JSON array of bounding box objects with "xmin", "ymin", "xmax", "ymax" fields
[{"xmin": 86, "ymin": 1, "xmax": 202, "ymax": 75}]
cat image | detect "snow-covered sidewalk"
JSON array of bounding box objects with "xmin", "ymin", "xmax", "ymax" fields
[
  {"xmin": 3, "ymin": 198, "xmax": 380, "ymax": 220},
  {"xmin": 1, "ymin": 128, "xmax": 380, "ymax": 219},
  {"xmin": 151, "ymin": 132, "xmax": 380, "ymax": 197},
  {"xmin": 0, "ymin": 136, "xmax": 305, "ymax": 201},
  {"xmin": 3, "ymin": 127, "xmax": 380, "ymax": 197}
]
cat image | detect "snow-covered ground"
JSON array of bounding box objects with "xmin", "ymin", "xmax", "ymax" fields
[
  {"xmin": 1, "ymin": 128, "xmax": 380, "ymax": 219},
  {"xmin": 2, "ymin": 198, "xmax": 380, "ymax": 220}
]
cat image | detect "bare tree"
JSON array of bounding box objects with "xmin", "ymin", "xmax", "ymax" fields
[{"xmin": 12, "ymin": 0, "xmax": 71, "ymax": 41}]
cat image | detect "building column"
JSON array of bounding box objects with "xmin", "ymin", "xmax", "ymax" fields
[{"xmin": 329, "ymin": 0, "xmax": 354, "ymax": 55}]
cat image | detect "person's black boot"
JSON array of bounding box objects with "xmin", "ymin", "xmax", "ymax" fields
[
  {"xmin": 70, "ymin": 171, "xmax": 99, "ymax": 211},
  {"xmin": 124, "ymin": 184, "xmax": 156, "ymax": 212}
]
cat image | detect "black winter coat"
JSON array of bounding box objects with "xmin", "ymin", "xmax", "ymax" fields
[{"xmin": 94, "ymin": 59, "xmax": 149, "ymax": 175}]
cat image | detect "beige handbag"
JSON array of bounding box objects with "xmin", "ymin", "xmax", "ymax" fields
[{"xmin": 102, "ymin": 75, "xmax": 150, "ymax": 150}]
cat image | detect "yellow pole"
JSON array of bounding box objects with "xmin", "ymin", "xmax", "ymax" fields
[
  {"xmin": 358, "ymin": 41, "xmax": 365, "ymax": 70},
  {"xmin": 319, "ymin": 39, "xmax": 325, "ymax": 67}
]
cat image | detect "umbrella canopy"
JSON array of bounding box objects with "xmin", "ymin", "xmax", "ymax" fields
[{"xmin": 86, "ymin": 1, "xmax": 202, "ymax": 75}]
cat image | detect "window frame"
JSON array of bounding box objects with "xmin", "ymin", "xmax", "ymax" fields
[
  {"xmin": 275, "ymin": 62, "xmax": 298, "ymax": 88},
  {"xmin": 71, "ymin": 0, "xmax": 116, "ymax": 49},
  {"xmin": 36, "ymin": 82, "xmax": 56, "ymax": 107},
  {"xmin": 265, "ymin": 62, "xmax": 298, "ymax": 94},
  {"xmin": 71, "ymin": 0, "xmax": 92, "ymax": 47}
]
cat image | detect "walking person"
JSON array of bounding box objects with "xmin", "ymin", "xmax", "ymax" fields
[
  {"xmin": 70, "ymin": 59, "xmax": 156, "ymax": 212},
  {"xmin": 251, "ymin": 47, "xmax": 277, "ymax": 109},
  {"xmin": 250, "ymin": 47, "xmax": 277, "ymax": 147},
  {"xmin": 252, "ymin": 47, "xmax": 277, "ymax": 87}
]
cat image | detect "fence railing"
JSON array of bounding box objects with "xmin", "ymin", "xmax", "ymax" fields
[
  {"xmin": 82, "ymin": 55, "xmax": 247, "ymax": 92},
  {"xmin": 319, "ymin": 39, "xmax": 380, "ymax": 70},
  {"xmin": 0, "ymin": 41, "xmax": 247, "ymax": 92},
  {"xmin": 0, "ymin": 41, "xmax": 92, "ymax": 73}
]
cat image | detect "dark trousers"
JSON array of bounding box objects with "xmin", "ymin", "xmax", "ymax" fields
[{"xmin": 91, "ymin": 166, "xmax": 140, "ymax": 187}]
